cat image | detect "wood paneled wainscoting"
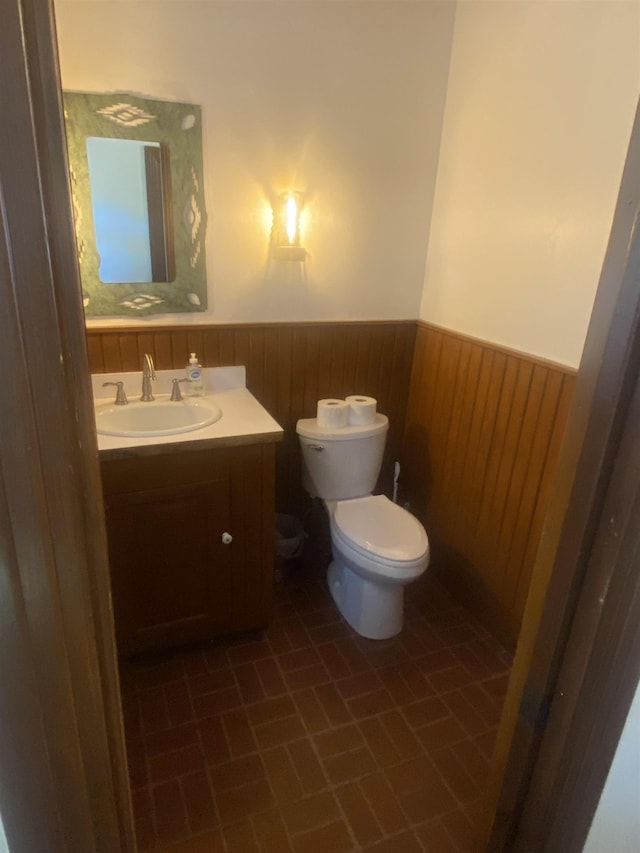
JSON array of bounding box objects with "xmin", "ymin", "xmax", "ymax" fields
[
  {"xmin": 86, "ymin": 321, "xmax": 417, "ymax": 514},
  {"xmin": 402, "ymin": 323, "xmax": 576, "ymax": 648}
]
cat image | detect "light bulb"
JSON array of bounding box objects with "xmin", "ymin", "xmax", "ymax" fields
[{"xmin": 286, "ymin": 196, "xmax": 298, "ymax": 244}]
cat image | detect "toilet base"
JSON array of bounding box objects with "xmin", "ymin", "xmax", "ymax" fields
[{"xmin": 327, "ymin": 560, "xmax": 404, "ymax": 640}]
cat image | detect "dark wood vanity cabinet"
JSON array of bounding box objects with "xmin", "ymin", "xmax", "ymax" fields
[{"xmin": 100, "ymin": 443, "xmax": 275, "ymax": 657}]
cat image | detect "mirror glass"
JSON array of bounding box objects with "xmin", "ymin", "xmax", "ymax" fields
[
  {"xmin": 86, "ymin": 137, "xmax": 174, "ymax": 284},
  {"xmin": 64, "ymin": 92, "xmax": 207, "ymax": 317}
]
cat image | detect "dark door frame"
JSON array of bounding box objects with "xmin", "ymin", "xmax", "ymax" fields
[
  {"xmin": 0, "ymin": 1, "xmax": 133, "ymax": 850},
  {"xmin": 0, "ymin": 1, "xmax": 638, "ymax": 850},
  {"xmin": 485, "ymin": 97, "xmax": 640, "ymax": 851}
]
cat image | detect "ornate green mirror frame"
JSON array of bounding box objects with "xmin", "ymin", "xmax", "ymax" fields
[{"xmin": 64, "ymin": 92, "xmax": 207, "ymax": 316}]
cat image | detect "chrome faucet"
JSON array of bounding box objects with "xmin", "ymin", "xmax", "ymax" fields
[
  {"xmin": 102, "ymin": 380, "xmax": 128, "ymax": 405},
  {"xmin": 141, "ymin": 353, "xmax": 156, "ymax": 401},
  {"xmin": 170, "ymin": 378, "xmax": 190, "ymax": 401}
]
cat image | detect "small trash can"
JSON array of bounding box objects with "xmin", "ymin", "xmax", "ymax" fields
[{"xmin": 274, "ymin": 513, "xmax": 305, "ymax": 581}]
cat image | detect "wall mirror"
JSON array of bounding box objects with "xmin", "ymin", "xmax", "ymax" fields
[{"xmin": 64, "ymin": 92, "xmax": 208, "ymax": 316}]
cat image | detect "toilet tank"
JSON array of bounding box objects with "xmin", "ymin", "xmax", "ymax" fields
[{"xmin": 296, "ymin": 415, "xmax": 389, "ymax": 501}]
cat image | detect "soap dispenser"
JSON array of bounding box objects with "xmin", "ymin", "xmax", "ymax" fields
[{"xmin": 186, "ymin": 352, "xmax": 203, "ymax": 396}]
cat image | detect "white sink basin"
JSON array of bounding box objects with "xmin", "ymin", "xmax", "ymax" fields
[{"xmin": 95, "ymin": 397, "xmax": 222, "ymax": 437}]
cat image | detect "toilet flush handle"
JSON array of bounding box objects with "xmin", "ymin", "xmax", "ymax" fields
[{"xmin": 307, "ymin": 444, "xmax": 324, "ymax": 452}]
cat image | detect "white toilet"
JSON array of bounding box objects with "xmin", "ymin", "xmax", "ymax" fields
[{"xmin": 296, "ymin": 411, "xmax": 429, "ymax": 640}]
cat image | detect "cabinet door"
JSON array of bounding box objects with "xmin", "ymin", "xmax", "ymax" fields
[
  {"xmin": 229, "ymin": 444, "xmax": 275, "ymax": 631},
  {"xmin": 106, "ymin": 478, "xmax": 231, "ymax": 656}
]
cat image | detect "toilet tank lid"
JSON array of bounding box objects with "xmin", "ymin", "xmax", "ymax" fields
[{"xmin": 297, "ymin": 414, "xmax": 388, "ymax": 441}]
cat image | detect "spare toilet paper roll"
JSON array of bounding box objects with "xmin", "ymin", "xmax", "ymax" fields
[
  {"xmin": 317, "ymin": 398, "xmax": 349, "ymax": 429},
  {"xmin": 345, "ymin": 395, "xmax": 377, "ymax": 425}
]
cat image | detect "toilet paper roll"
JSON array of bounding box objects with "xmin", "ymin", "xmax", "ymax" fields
[
  {"xmin": 346, "ymin": 395, "xmax": 377, "ymax": 425},
  {"xmin": 317, "ymin": 398, "xmax": 349, "ymax": 429}
]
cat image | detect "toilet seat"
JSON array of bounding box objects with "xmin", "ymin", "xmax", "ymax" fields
[
  {"xmin": 333, "ymin": 495, "xmax": 428, "ymax": 561},
  {"xmin": 330, "ymin": 494, "xmax": 429, "ymax": 579}
]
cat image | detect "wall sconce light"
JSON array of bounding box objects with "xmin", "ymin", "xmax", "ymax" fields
[{"xmin": 270, "ymin": 193, "xmax": 306, "ymax": 261}]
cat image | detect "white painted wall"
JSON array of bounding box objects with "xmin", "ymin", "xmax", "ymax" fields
[
  {"xmin": 583, "ymin": 677, "xmax": 640, "ymax": 852},
  {"xmin": 54, "ymin": 0, "xmax": 455, "ymax": 327},
  {"xmin": 420, "ymin": 0, "xmax": 640, "ymax": 367}
]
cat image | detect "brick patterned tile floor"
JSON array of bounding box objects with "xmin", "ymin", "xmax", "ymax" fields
[{"xmin": 120, "ymin": 554, "xmax": 512, "ymax": 852}]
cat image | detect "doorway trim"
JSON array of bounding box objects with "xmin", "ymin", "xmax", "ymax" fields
[
  {"xmin": 0, "ymin": 0, "xmax": 134, "ymax": 849},
  {"xmin": 485, "ymin": 98, "xmax": 640, "ymax": 851}
]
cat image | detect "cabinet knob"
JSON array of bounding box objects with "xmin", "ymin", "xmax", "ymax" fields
[{"xmin": 221, "ymin": 532, "xmax": 233, "ymax": 545}]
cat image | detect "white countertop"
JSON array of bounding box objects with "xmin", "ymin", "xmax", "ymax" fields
[{"xmin": 93, "ymin": 366, "xmax": 283, "ymax": 458}]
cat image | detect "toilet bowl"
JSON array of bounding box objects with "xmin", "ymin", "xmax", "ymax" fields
[
  {"xmin": 326, "ymin": 495, "xmax": 429, "ymax": 639},
  {"xmin": 297, "ymin": 409, "xmax": 430, "ymax": 639}
]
